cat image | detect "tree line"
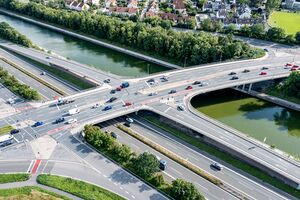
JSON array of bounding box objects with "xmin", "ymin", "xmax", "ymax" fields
[
  {"xmin": 0, "ymin": 22, "xmax": 34, "ymax": 47},
  {"xmin": 83, "ymin": 124, "xmax": 205, "ymax": 200},
  {"xmin": 0, "ymin": 66, "xmax": 40, "ymax": 100},
  {"xmin": 200, "ymin": 19, "xmax": 300, "ymax": 45},
  {"xmin": 0, "ymin": 0, "xmax": 262, "ymax": 66},
  {"xmin": 276, "ymin": 71, "xmax": 300, "ymax": 99}
]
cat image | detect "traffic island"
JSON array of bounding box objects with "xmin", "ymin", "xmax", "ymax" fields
[{"xmin": 0, "ymin": 173, "xmax": 30, "ymax": 184}]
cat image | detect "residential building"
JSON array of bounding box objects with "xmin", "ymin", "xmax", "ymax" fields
[
  {"xmin": 284, "ymin": 0, "xmax": 300, "ymax": 10},
  {"xmin": 66, "ymin": 0, "xmax": 90, "ymax": 11},
  {"xmin": 109, "ymin": 7, "xmax": 139, "ymax": 15},
  {"xmin": 173, "ymin": 0, "xmax": 186, "ymax": 13},
  {"xmin": 105, "ymin": 0, "xmax": 117, "ymax": 8},
  {"xmin": 128, "ymin": 0, "xmax": 138, "ymax": 8}
]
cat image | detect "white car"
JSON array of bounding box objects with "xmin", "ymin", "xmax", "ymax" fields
[
  {"xmin": 7, "ymin": 98, "xmax": 15, "ymax": 105},
  {"xmin": 67, "ymin": 118, "xmax": 77, "ymax": 124},
  {"xmin": 92, "ymin": 103, "xmax": 100, "ymax": 109}
]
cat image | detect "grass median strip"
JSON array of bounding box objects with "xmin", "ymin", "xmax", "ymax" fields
[
  {"xmin": 0, "ymin": 173, "xmax": 30, "ymax": 184},
  {"xmin": 143, "ymin": 115, "xmax": 300, "ymax": 199},
  {"xmin": 37, "ymin": 174, "xmax": 125, "ymax": 200},
  {"xmin": 116, "ymin": 123, "xmax": 222, "ymax": 186},
  {"xmin": 0, "ymin": 125, "xmax": 13, "ymax": 136},
  {"xmin": 0, "ymin": 186, "xmax": 70, "ymax": 200},
  {"xmin": 0, "ymin": 57, "xmax": 67, "ymax": 96}
]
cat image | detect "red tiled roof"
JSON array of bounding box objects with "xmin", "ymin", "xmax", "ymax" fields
[{"xmin": 173, "ymin": 0, "xmax": 185, "ymax": 10}]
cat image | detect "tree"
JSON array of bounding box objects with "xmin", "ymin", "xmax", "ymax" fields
[
  {"xmin": 132, "ymin": 152, "xmax": 159, "ymax": 179},
  {"xmin": 150, "ymin": 174, "xmax": 165, "ymax": 187},
  {"xmin": 249, "ymin": 24, "xmax": 265, "ymax": 39},
  {"xmin": 285, "ymin": 34, "xmax": 295, "ymax": 44},
  {"xmin": 169, "ymin": 179, "xmax": 205, "ymax": 200},
  {"xmin": 225, "ymin": 24, "xmax": 237, "ymax": 34},
  {"xmin": 295, "ymin": 31, "xmax": 300, "ymax": 44},
  {"xmin": 266, "ymin": 0, "xmax": 281, "ymax": 13},
  {"xmin": 277, "ymin": 72, "xmax": 300, "ymax": 98},
  {"xmin": 267, "ymin": 27, "xmax": 286, "ymax": 42},
  {"xmin": 201, "ymin": 18, "xmax": 214, "ymax": 31},
  {"xmin": 112, "ymin": 144, "xmax": 133, "ymax": 164}
]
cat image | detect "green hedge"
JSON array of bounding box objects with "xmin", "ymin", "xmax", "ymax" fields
[
  {"xmin": 37, "ymin": 174, "xmax": 125, "ymax": 200},
  {"xmin": 0, "ymin": 173, "xmax": 29, "ymax": 184}
]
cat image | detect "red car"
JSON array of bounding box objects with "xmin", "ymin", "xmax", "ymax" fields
[
  {"xmin": 116, "ymin": 87, "xmax": 122, "ymax": 91},
  {"xmin": 293, "ymin": 65, "xmax": 299, "ymax": 68},
  {"xmin": 186, "ymin": 86, "xmax": 193, "ymax": 90},
  {"xmin": 291, "ymin": 67, "xmax": 297, "ymax": 71},
  {"xmin": 260, "ymin": 72, "xmax": 267, "ymax": 75},
  {"xmin": 124, "ymin": 102, "xmax": 132, "ymax": 106},
  {"xmin": 286, "ymin": 63, "xmax": 293, "ymax": 66}
]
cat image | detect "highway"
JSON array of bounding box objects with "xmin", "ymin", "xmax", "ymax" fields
[{"xmin": 0, "ymin": 33, "xmax": 299, "ymax": 199}]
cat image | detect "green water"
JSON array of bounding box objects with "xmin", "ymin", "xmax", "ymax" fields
[
  {"xmin": 0, "ymin": 14, "xmax": 168, "ymax": 77},
  {"xmin": 191, "ymin": 89, "xmax": 300, "ymax": 157}
]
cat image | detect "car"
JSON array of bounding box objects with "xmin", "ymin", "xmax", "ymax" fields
[
  {"xmin": 261, "ymin": 67, "xmax": 269, "ymax": 70},
  {"xmin": 228, "ymin": 72, "xmax": 236, "ymax": 75},
  {"xmin": 92, "ymin": 104, "xmax": 100, "ymax": 109},
  {"xmin": 110, "ymin": 132, "xmax": 118, "ymax": 139},
  {"xmin": 263, "ymin": 48, "xmax": 268, "ymax": 52},
  {"xmin": 33, "ymin": 121, "xmax": 44, "ymax": 127},
  {"xmin": 46, "ymin": 56, "xmax": 51, "ymax": 59},
  {"xmin": 211, "ymin": 162, "xmax": 223, "ymax": 171},
  {"xmin": 293, "ymin": 65, "xmax": 299, "ymax": 68},
  {"xmin": 126, "ymin": 118, "xmax": 134, "ymax": 123},
  {"xmin": 110, "ymin": 89, "xmax": 116, "ymax": 94},
  {"xmin": 149, "ymin": 92, "xmax": 158, "ymax": 96},
  {"xmin": 159, "ymin": 160, "xmax": 167, "ymax": 170},
  {"xmin": 169, "ymin": 89, "xmax": 176, "ymax": 94},
  {"xmin": 185, "ymin": 86, "xmax": 193, "ymax": 90},
  {"xmin": 67, "ymin": 118, "xmax": 77, "ymax": 124},
  {"xmin": 177, "ymin": 105, "xmax": 185, "ymax": 111},
  {"xmin": 291, "ymin": 67, "xmax": 298, "ymax": 71},
  {"xmin": 55, "ymin": 117, "xmax": 65, "ymax": 124},
  {"xmin": 10, "ymin": 129, "xmax": 20, "ymax": 134},
  {"xmin": 107, "ymin": 97, "xmax": 117, "ymax": 103},
  {"xmin": 260, "ymin": 71, "xmax": 267, "ymax": 75},
  {"xmin": 147, "ymin": 78, "xmax": 155, "ymax": 83},
  {"xmin": 242, "ymin": 69, "xmax": 250, "ymax": 73},
  {"xmin": 124, "ymin": 102, "xmax": 132, "ymax": 107},
  {"xmin": 104, "ymin": 79, "xmax": 111, "ymax": 83},
  {"xmin": 41, "ymin": 71, "xmax": 46, "ymax": 75},
  {"xmin": 193, "ymin": 81, "xmax": 201, "ymax": 85},
  {"xmin": 103, "ymin": 105, "xmax": 112, "ymax": 111},
  {"xmin": 284, "ymin": 66, "xmax": 290, "ymax": 69},
  {"xmin": 116, "ymin": 87, "xmax": 122, "ymax": 91},
  {"xmin": 7, "ymin": 98, "xmax": 15, "ymax": 105},
  {"xmin": 161, "ymin": 76, "xmax": 169, "ymax": 82},
  {"xmin": 286, "ymin": 63, "xmax": 293, "ymax": 67},
  {"xmin": 230, "ymin": 76, "xmax": 239, "ymax": 80},
  {"xmin": 199, "ymin": 82, "xmax": 208, "ymax": 87}
]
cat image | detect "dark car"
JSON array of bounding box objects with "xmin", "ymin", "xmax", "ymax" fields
[
  {"xmin": 33, "ymin": 121, "xmax": 44, "ymax": 127},
  {"xmin": 110, "ymin": 89, "xmax": 116, "ymax": 94},
  {"xmin": 55, "ymin": 117, "xmax": 65, "ymax": 124},
  {"xmin": 230, "ymin": 76, "xmax": 239, "ymax": 80},
  {"xmin": 110, "ymin": 132, "xmax": 118, "ymax": 139},
  {"xmin": 263, "ymin": 48, "xmax": 269, "ymax": 52},
  {"xmin": 242, "ymin": 69, "xmax": 250, "ymax": 73},
  {"xmin": 193, "ymin": 81, "xmax": 201, "ymax": 85},
  {"xmin": 261, "ymin": 67, "xmax": 269, "ymax": 70},
  {"xmin": 159, "ymin": 160, "xmax": 167, "ymax": 170},
  {"xmin": 228, "ymin": 72, "xmax": 236, "ymax": 75},
  {"xmin": 103, "ymin": 105, "xmax": 112, "ymax": 111},
  {"xmin": 211, "ymin": 162, "xmax": 223, "ymax": 171},
  {"xmin": 169, "ymin": 89, "xmax": 177, "ymax": 94},
  {"xmin": 104, "ymin": 79, "xmax": 111, "ymax": 83},
  {"xmin": 147, "ymin": 78, "xmax": 155, "ymax": 83},
  {"xmin": 107, "ymin": 97, "xmax": 117, "ymax": 103},
  {"xmin": 10, "ymin": 129, "xmax": 20, "ymax": 134}
]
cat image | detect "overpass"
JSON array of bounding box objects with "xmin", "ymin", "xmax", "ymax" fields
[{"xmin": 1, "ymin": 42, "xmax": 300, "ymax": 199}]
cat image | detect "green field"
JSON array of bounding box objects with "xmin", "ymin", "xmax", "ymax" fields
[
  {"xmin": 0, "ymin": 125, "xmax": 13, "ymax": 136},
  {"xmin": 268, "ymin": 11, "xmax": 300, "ymax": 35}
]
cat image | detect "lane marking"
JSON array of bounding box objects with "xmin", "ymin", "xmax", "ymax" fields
[
  {"xmin": 31, "ymin": 159, "xmax": 41, "ymax": 174},
  {"xmin": 27, "ymin": 160, "xmax": 34, "ymax": 173}
]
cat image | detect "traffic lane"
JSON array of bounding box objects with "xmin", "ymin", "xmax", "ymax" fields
[
  {"xmin": 0, "ymin": 48, "xmax": 77, "ymax": 94},
  {"xmin": 0, "ymin": 59, "xmax": 58, "ymax": 100},
  {"xmin": 0, "ymin": 160, "xmax": 32, "ymax": 173},
  {"xmin": 101, "ymin": 121, "xmax": 237, "ymax": 200},
  {"xmin": 58, "ymin": 133, "xmax": 168, "ymax": 200},
  {"xmin": 128, "ymin": 117, "xmax": 290, "ymax": 200},
  {"xmin": 160, "ymin": 105, "xmax": 300, "ymax": 183}
]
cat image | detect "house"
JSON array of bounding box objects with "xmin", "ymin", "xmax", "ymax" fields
[
  {"xmin": 128, "ymin": 0, "xmax": 138, "ymax": 8},
  {"xmin": 146, "ymin": 11, "xmax": 156, "ymax": 17},
  {"xmin": 109, "ymin": 7, "xmax": 139, "ymax": 16},
  {"xmin": 284, "ymin": 0, "xmax": 300, "ymax": 10},
  {"xmin": 173, "ymin": 0, "xmax": 186, "ymax": 13},
  {"xmin": 148, "ymin": 0, "xmax": 159, "ymax": 13},
  {"xmin": 216, "ymin": 8, "xmax": 227, "ymax": 18},
  {"xmin": 212, "ymin": 17, "xmax": 264, "ymax": 29},
  {"xmin": 237, "ymin": 5, "xmax": 251, "ymax": 19},
  {"xmin": 105, "ymin": 0, "xmax": 117, "ymax": 8},
  {"xmin": 65, "ymin": 0, "xmax": 90, "ymax": 11},
  {"xmin": 158, "ymin": 13, "xmax": 190, "ymax": 23}
]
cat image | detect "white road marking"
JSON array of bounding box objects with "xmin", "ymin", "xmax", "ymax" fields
[{"xmin": 27, "ymin": 160, "xmax": 34, "ymax": 173}]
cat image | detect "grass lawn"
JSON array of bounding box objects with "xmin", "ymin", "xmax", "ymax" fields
[
  {"xmin": 0, "ymin": 186, "xmax": 70, "ymax": 200},
  {"xmin": 0, "ymin": 125, "xmax": 13, "ymax": 136},
  {"xmin": 143, "ymin": 115, "xmax": 300, "ymax": 199},
  {"xmin": 37, "ymin": 174, "xmax": 125, "ymax": 200},
  {"xmin": 0, "ymin": 173, "xmax": 30, "ymax": 184},
  {"xmin": 268, "ymin": 11, "xmax": 300, "ymax": 35}
]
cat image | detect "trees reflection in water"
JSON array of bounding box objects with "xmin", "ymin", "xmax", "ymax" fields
[{"xmin": 273, "ymin": 109, "xmax": 300, "ymax": 137}]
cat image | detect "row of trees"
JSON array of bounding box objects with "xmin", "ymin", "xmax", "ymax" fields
[
  {"xmin": 200, "ymin": 19, "xmax": 300, "ymax": 45},
  {"xmin": 83, "ymin": 125, "xmax": 205, "ymax": 200},
  {"xmin": 0, "ymin": 67, "xmax": 40, "ymax": 100},
  {"xmin": 0, "ymin": 0, "xmax": 262, "ymax": 66},
  {"xmin": 276, "ymin": 71, "xmax": 300, "ymax": 99},
  {"xmin": 0, "ymin": 22, "xmax": 33, "ymax": 47}
]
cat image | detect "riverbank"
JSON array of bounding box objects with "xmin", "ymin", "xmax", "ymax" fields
[{"xmin": 0, "ymin": 9, "xmax": 181, "ymax": 71}]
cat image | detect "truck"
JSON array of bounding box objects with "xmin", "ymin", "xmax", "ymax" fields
[
  {"xmin": 68, "ymin": 108, "xmax": 80, "ymax": 115},
  {"xmin": 57, "ymin": 98, "xmax": 75, "ymax": 106},
  {"xmin": 121, "ymin": 82, "xmax": 130, "ymax": 88}
]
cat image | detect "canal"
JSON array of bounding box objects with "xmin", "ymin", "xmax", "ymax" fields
[
  {"xmin": 0, "ymin": 14, "xmax": 168, "ymax": 77},
  {"xmin": 191, "ymin": 89, "xmax": 300, "ymax": 158}
]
